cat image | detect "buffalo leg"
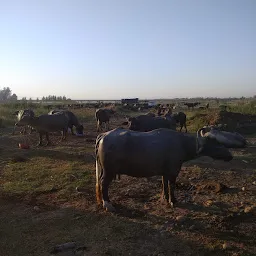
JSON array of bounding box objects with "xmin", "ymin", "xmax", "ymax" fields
[
  {"xmin": 184, "ymin": 123, "xmax": 187, "ymax": 133},
  {"xmin": 28, "ymin": 126, "xmax": 33, "ymax": 134},
  {"xmin": 99, "ymin": 121, "xmax": 103, "ymax": 132},
  {"xmin": 161, "ymin": 176, "xmax": 169, "ymax": 202},
  {"xmin": 106, "ymin": 121, "xmax": 110, "ymax": 131},
  {"xmin": 70, "ymin": 125, "xmax": 75, "ymax": 135},
  {"xmin": 37, "ymin": 133, "xmax": 43, "ymax": 146},
  {"xmin": 20, "ymin": 126, "xmax": 26, "ymax": 135},
  {"xmin": 12, "ymin": 125, "xmax": 17, "ymax": 135},
  {"xmin": 64, "ymin": 128, "xmax": 68, "ymax": 139},
  {"xmin": 61, "ymin": 130, "xmax": 65, "ymax": 140},
  {"xmin": 23, "ymin": 126, "xmax": 27, "ymax": 134},
  {"xmin": 101, "ymin": 177, "xmax": 115, "ymax": 212},
  {"xmin": 97, "ymin": 120, "xmax": 101, "ymax": 132},
  {"xmin": 62, "ymin": 129, "xmax": 67, "ymax": 140},
  {"xmin": 46, "ymin": 133, "xmax": 51, "ymax": 146},
  {"xmin": 168, "ymin": 176, "xmax": 177, "ymax": 206}
]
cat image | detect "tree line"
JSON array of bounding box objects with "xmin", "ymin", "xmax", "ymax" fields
[
  {"xmin": 41, "ymin": 95, "xmax": 70, "ymax": 101},
  {"xmin": 21, "ymin": 95, "xmax": 71, "ymax": 101},
  {"xmin": 0, "ymin": 87, "xmax": 72, "ymax": 102}
]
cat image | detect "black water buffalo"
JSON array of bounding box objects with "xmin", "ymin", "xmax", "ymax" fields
[
  {"xmin": 126, "ymin": 115, "xmax": 176, "ymax": 132},
  {"xmin": 184, "ymin": 102, "xmax": 200, "ymax": 109},
  {"xmin": 95, "ymin": 108, "xmax": 115, "ymax": 132},
  {"xmin": 48, "ymin": 110, "xmax": 84, "ymax": 135},
  {"xmin": 201, "ymin": 125, "xmax": 247, "ymax": 148},
  {"xmin": 12, "ymin": 109, "xmax": 35, "ymax": 135},
  {"xmin": 16, "ymin": 114, "xmax": 69, "ymax": 146},
  {"xmin": 165, "ymin": 112, "xmax": 187, "ymax": 133},
  {"xmin": 95, "ymin": 127, "xmax": 233, "ymax": 212}
]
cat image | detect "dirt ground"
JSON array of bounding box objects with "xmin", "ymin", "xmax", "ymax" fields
[{"xmin": 0, "ymin": 112, "xmax": 255, "ymax": 256}]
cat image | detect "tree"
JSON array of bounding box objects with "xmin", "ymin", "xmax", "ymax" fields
[
  {"xmin": 0, "ymin": 87, "xmax": 12, "ymax": 101},
  {"xmin": 9, "ymin": 93, "xmax": 18, "ymax": 101}
]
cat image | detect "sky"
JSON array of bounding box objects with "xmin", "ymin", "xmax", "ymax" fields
[{"xmin": 0, "ymin": 0, "xmax": 255, "ymax": 100}]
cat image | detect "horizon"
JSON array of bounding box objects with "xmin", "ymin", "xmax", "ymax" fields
[
  {"xmin": 1, "ymin": 0, "xmax": 255, "ymax": 99},
  {"xmin": 11, "ymin": 95, "xmax": 256, "ymax": 102}
]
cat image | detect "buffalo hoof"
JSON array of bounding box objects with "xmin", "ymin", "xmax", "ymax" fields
[
  {"xmin": 103, "ymin": 201, "xmax": 116, "ymax": 212},
  {"xmin": 169, "ymin": 199, "xmax": 178, "ymax": 208}
]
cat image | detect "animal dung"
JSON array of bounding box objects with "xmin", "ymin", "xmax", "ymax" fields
[{"xmin": 18, "ymin": 143, "xmax": 30, "ymax": 149}]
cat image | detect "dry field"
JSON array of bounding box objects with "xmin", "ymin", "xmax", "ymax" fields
[{"xmin": 0, "ymin": 108, "xmax": 255, "ymax": 256}]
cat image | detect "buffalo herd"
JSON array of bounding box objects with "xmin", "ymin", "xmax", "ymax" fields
[{"xmin": 12, "ymin": 106, "xmax": 247, "ymax": 211}]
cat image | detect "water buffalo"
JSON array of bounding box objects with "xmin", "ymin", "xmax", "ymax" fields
[
  {"xmin": 95, "ymin": 108, "xmax": 115, "ymax": 132},
  {"xmin": 184, "ymin": 102, "xmax": 200, "ymax": 109},
  {"xmin": 12, "ymin": 109, "xmax": 35, "ymax": 135},
  {"xmin": 201, "ymin": 126, "xmax": 247, "ymax": 148},
  {"xmin": 48, "ymin": 110, "xmax": 84, "ymax": 135},
  {"xmin": 95, "ymin": 127, "xmax": 233, "ymax": 212},
  {"xmin": 15, "ymin": 114, "xmax": 69, "ymax": 146},
  {"xmin": 165, "ymin": 112, "xmax": 187, "ymax": 133},
  {"xmin": 126, "ymin": 115, "xmax": 176, "ymax": 132}
]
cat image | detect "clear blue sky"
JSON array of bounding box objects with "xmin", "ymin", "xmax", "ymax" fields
[{"xmin": 0, "ymin": 0, "xmax": 255, "ymax": 100}]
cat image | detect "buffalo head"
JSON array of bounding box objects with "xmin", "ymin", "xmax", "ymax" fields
[
  {"xmin": 197, "ymin": 127, "xmax": 233, "ymax": 161},
  {"xmin": 15, "ymin": 115, "xmax": 33, "ymax": 127},
  {"xmin": 76, "ymin": 124, "xmax": 84, "ymax": 135}
]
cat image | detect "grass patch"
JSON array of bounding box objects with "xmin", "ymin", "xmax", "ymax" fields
[{"xmin": 1, "ymin": 155, "xmax": 93, "ymax": 200}]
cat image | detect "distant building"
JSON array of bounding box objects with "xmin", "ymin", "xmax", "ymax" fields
[{"xmin": 121, "ymin": 98, "xmax": 139, "ymax": 105}]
